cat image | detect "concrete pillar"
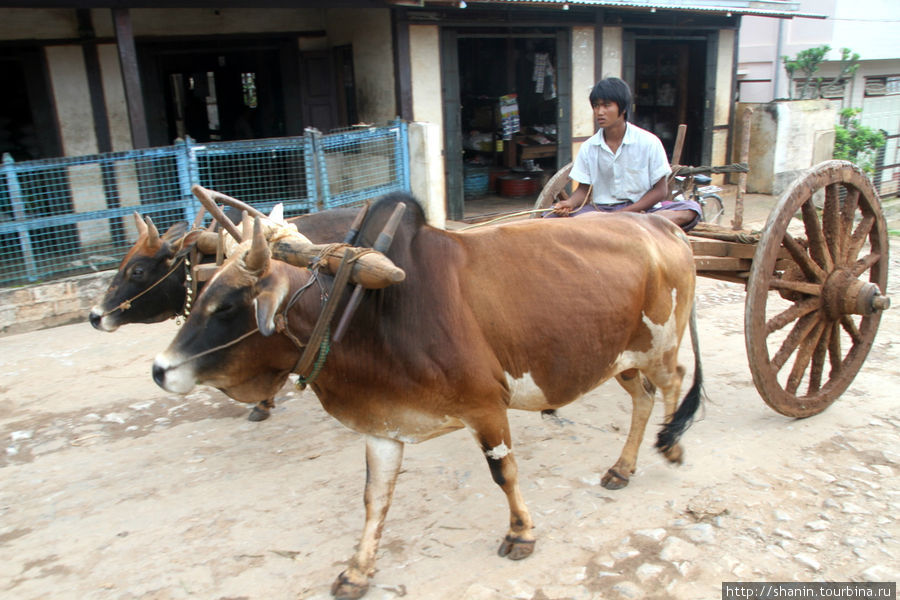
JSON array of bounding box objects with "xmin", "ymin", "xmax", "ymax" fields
[
  {"xmin": 408, "ymin": 121, "xmax": 446, "ymax": 229},
  {"xmin": 571, "ymin": 26, "xmax": 595, "ymax": 159}
]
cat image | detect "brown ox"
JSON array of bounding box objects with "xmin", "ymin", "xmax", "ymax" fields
[
  {"xmin": 152, "ymin": 193, "xmax": 702, "ymax": 599},
  {"xmin": 89, "ymin": 208, "xmax": 358, "ymax": 420}
]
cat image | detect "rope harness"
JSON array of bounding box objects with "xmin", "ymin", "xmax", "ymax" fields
[{"xmin": 276, "ymin": 245, "xmax": 376, "ymax": 388}]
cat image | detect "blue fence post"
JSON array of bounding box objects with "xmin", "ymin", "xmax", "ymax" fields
[
  {"xmin": 305, "ymin": 128, "xmax": 331, "ymax": 210},
  {"xmin": 395, "ymin": 119, "xmax": 411, "ymax": 193},
  {"xmin": 302, "ymin": 133, "xmax": 318, "ymax": 212},
  {"xmin": 177, "ymin": 136, "xmax": 200, "ymax": 223},
  {"xmin": 2, "ymin": 153, "xmax": 39, "ymax": 281}
]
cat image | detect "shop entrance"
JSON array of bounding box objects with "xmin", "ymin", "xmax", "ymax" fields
[{"xmin": 442, "ymin": 29, "xmax": 571, "ymax": 221}]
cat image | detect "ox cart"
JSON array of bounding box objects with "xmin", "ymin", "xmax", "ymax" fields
[
  {"xmin": 534, "ymin": 159, "xmax": 891, "ymax": 419},
  {"xmin": 191, "ymin": 158, "xmax": 890, "ymax": 421}
]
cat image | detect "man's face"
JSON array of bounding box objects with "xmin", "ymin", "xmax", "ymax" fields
[{"xmin": 592, "ymin": 99, "xmax": 625, "ymax": 130}]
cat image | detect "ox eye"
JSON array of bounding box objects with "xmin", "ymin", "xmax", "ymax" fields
[
  {"xmin": 130, "ymin": 265, "xmax": 146, "ymax": 281},
  {"xmin": 213, "ymin": 302, "xmax": 237, "ymax": 318}
]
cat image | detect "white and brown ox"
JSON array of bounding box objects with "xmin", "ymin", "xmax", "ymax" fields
[
  {"xmin": 89, "ymin": 208, "xmax": 358, "ymax": 420},
  {"xmin": 152, "ymin": 193, "xmax": 702, "ymax": 599}
]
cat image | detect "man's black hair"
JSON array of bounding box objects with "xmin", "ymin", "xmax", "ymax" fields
[{"xmin": 589, "ymin": 77, "xmax": 633, "ymax": 121}]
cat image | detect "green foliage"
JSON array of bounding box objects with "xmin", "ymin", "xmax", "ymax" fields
[
  {"xmin": 834, "ymin": 108, "xmax": 886, "ymax": 174},
  {"xmin": 781, "ymin": 45, "xmax": 860, "ymax": 99}
]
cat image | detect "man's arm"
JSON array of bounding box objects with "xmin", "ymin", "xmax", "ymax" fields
[
  {"xmin": 551, "ymin": 181, "xmax": 590, "ymax": 215},
  {"xmin": 622, "ymin": 176, "xmax": 668, "ymax": 213}
]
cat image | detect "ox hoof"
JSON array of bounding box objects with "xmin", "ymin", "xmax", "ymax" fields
[
  {"xmin": 247, "ymin": 406, "xmax": 271, "ymax": 422},
  {"xmin": 601, "ymin": 468, "xmax": 631, "ymax": 490},
  {"xmin": 498, "ymin": 535, "xmax": 535, "ymax": 560},
  {"xmin": 662, "ymin": 443, "xmax": 683, "ymax": 465},
  {"xmin": 331, "ymin": 571, "xmax": 369, "ymax": 600}
]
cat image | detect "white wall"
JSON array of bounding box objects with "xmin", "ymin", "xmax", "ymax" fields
[
  {"xmin": 712, "ymin": 29, "xmax": 735, "ymax": 174},
  {"xmin": 45, "ymin": 45, "xmax": 97, "ymax": 157},
  {"xmin": 326, "ymin": 9, "xmax": 397, "ymax": 125}
]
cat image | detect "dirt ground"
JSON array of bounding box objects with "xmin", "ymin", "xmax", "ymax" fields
[{"xmin": 2, "ymin": 212, "xmax": 899, "ymax": 599}]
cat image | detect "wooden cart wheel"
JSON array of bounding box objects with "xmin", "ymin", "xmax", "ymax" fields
[
  {"xmin": 532, "ymin": 162, "xmax": 573, "ymax": 216},
  {"xmin": 745, "ymin": 160, "xmax": 891, "ymax": 417}
]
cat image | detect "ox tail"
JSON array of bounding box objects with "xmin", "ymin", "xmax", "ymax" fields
[{"xmin": 655, "ymin": 301, "xmax": 703, "ymax": 454}]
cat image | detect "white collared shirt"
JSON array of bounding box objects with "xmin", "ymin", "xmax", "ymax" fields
[{"xmin": 570, "ymin": 122, "xmax": 671, "ymax": 205}]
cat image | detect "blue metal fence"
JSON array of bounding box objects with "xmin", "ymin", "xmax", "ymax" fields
[{"xmin": 0, "ymin": 121, "xmax": 409, "ymax": 287}]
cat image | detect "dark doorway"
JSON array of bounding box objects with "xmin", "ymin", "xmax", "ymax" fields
[
  {"xmin": 0, "ymin": 50, "xmax": 59, "ymax": 160},
  {"xmin": 156, "ymin": 47, "xmax": 284, "ymax": 144},
  {"xmin": 631, "ymin": 38, "xmax": 708, "ymax": 165},
  {"xmin": 0, "ymin": 50, "xmax": 72, "ymax": 283}
]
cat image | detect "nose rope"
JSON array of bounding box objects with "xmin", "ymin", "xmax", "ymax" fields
[{"xmin": 162, "ymin": 327, "xmax": 261, "ymax": 371}]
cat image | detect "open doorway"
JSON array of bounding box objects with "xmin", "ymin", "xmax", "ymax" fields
[
  {"xmin": 455, "ymin": 34, "xmax": 560, "ymax": 218},
  {"xmin": 631, "ymin": 38, "xmax": 708, "ymax": 165},
  {"xmin": 158, "ymin": 48, "xmax": 285, "ymax": 144}
]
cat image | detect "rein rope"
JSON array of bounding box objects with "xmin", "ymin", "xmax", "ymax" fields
[
  {"xmin": 162, "ymin": 327, "xmax": 261, "ymax": 371},
  {"xmin": 459, "ymin": 184, "xmax": 593, "ymax": 231}
]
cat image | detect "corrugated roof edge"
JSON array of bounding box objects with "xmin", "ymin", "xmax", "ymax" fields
[{"xmin": 456, "ymin": 0, "xmax": 826, "ymax": 18}]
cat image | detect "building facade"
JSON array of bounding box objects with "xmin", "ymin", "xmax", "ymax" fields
[{"xmin": 0, "ymin": 1, "xmax": 810, "ymax": 219}]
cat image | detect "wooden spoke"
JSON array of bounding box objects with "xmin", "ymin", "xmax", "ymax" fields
[
  {"xmin": 840, "ymin": 187, "xmax": 860, "ymax": 248},
  {"xmin": 843, "ymin": 214, "xmax": 875, "ymax": 266},
  {"xmin": 771, "ymin": 312, "xmax": 819, "ymax": 372},
  {"xmin": 766, "ymin": 296, "xmax": 820, "ymax": 335},
  {"xmin": 767, "ymin": 278, "xmax": 822, "ymax": 296},
  {"xmin": 782, "ymin": 231, "xmax": 826, "ymax": 283},
  {"xmin": 807, "ymin": 322, "xmax": 829, "ymax": 395},
  {"xmin": 839, "ymin": 315, "xmax": 862, "ymax": 344},
  {"xmin": 786, "ymin": 320, "xmax": 827, "ymax": 395},
  {"xmin": 822, "ymin": 182, "xmax": 843, "ymax": 270},
  {"xmin": 850, "ymin": 252, "xmax": 883, "ymax": 278},
  {"xmin": 827, "ymin": 321, "xmax": 842, "ymax": 374},
  {"xmin": 801, "ymin": 199, "xmax": 833, "ymax": 272},
  {"xmin": 745, "ymin": 160, "xmax": 888, "ymax": 418}
]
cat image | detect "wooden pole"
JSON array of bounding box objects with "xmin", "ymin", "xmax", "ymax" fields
[
  {"xmin": 732, "ymin": 108, "xmax": 753, "ymax": 231},
  {"xmin": 112, "ymin": 9, "xmax": 150, "ymax": 148},
  {"xmin": 671, "ymin": 124, "xmax": 687, "ymax": 167}
]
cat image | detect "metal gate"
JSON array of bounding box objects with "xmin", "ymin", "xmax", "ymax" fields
[{"xmin": 0, "ymin": 121, "xmax": 409, "ymax": 287}]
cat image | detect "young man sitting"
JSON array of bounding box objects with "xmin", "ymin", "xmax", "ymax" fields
[{"xmin": 546, "ymin": 77, "xmax": 701, "ymax": 231}]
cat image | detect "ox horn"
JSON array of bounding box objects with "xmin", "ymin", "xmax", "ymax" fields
[
  {"xmin": 244, "ymin": 216, "xmax": 270, "ymax": 275},
  {"xmin": 241, "ymin": 211, "xmax": 252, "ymax": 242},
  {"xmin": 144, "ymin": 216, "xmax": 161, "ymax": 248},
  {"xmin": 133, "ymin": 212, "xmax": 148, "ymax": 238}
]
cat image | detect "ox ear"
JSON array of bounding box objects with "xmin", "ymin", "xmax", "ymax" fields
[
  {"xmin": 162, "ymin": 221, "xmax": 188, "ymax": 243},
  {"xmin": 162, "ymin": 222, "xmax": 189, "ymax": 256},
  {"xmin": 254, "ymin": 278, "xmax": 289, "ymax": 337}
]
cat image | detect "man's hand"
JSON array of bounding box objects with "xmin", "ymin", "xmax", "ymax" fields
[
  {"xmin": 551, "ymin": 197, "xmax": 579, "ymax": 216},
  {"xmin": 551, "ymin": 183, "xmax": 589, "ymax": 216}
]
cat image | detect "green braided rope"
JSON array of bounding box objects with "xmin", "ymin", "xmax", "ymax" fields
[{"xmin": 296, "ymin": 326, "xmax": 331, "ymax": 387}]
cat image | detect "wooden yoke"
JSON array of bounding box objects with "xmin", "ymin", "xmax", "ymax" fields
[{"xmin": 190, "ymin": 185, "xmax": 405, "ymax": 290}]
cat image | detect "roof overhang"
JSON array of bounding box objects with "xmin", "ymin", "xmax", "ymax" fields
[
  {"xmin": 0, "ymin": 0, "xmax": 826, "ymax": 19},
  {"xmin": 388, "ymin": 0, "xmax": 826, "ymax": 18}
]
